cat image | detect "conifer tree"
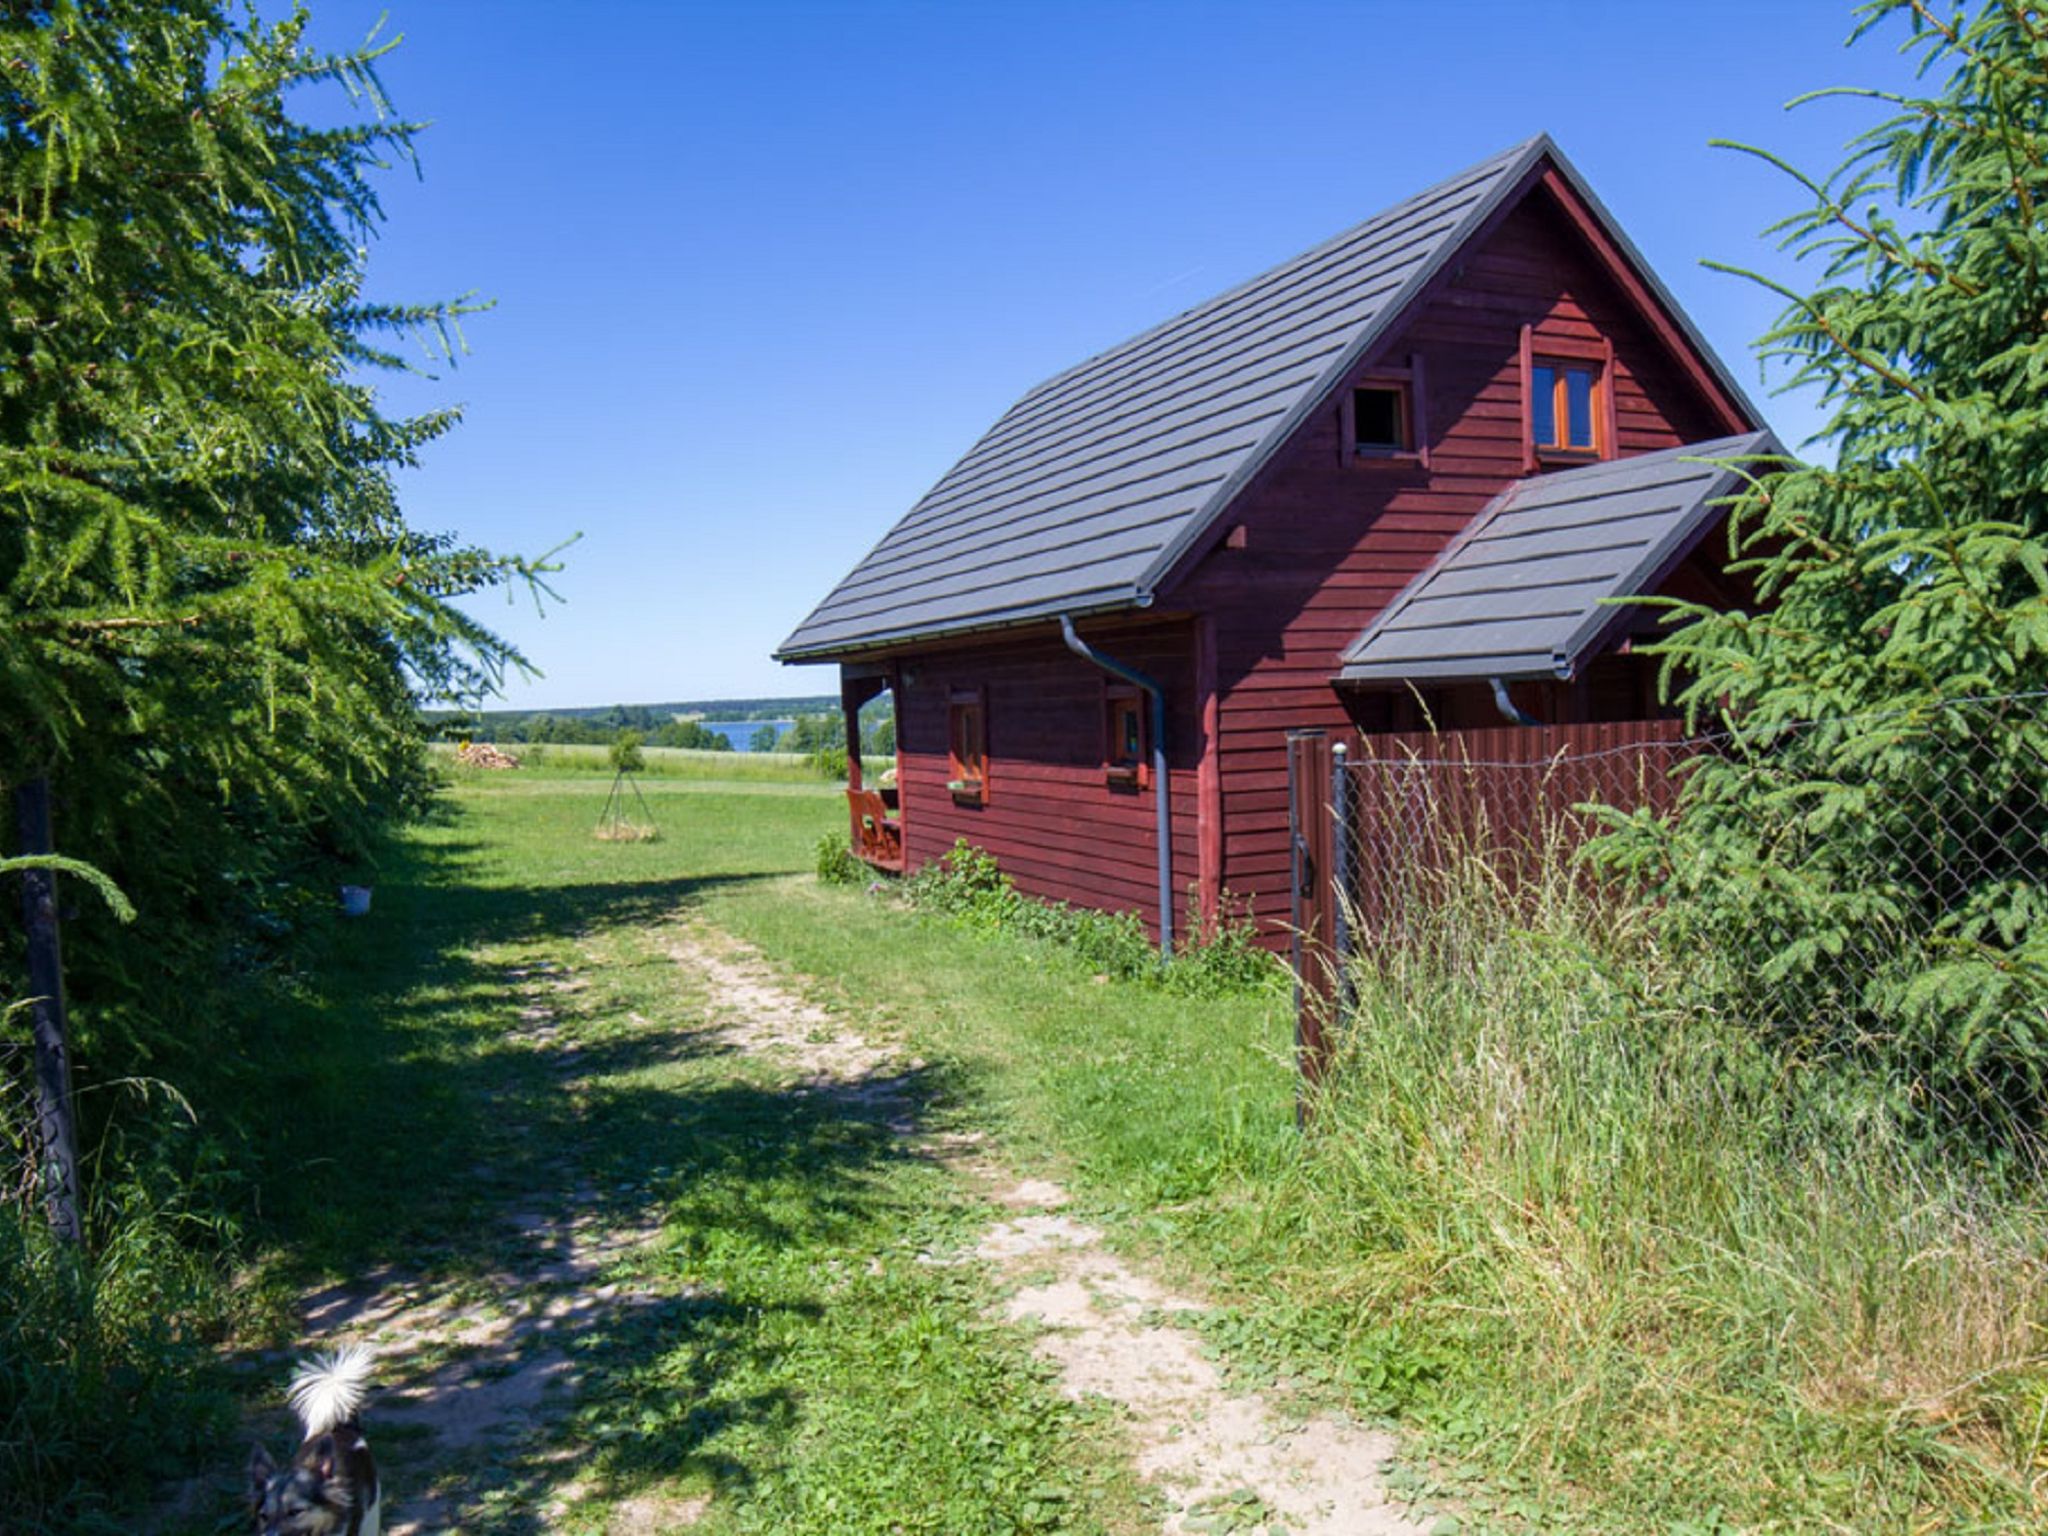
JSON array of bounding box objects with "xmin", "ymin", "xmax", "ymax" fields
[
  {"xmin": 0, "ymin": 1, "xmax": 548, "ymax": 833},
  {"xmin": 0, "ymin": 1, "xmax": 538, "ymax": 803},
  {"xmin": 1597, "ymin": 0, "xmax": 2048, "ymax": 1117},
  {"xmin": 0, "ymin": 0, "xmax": 545, "ymax": 1212}
]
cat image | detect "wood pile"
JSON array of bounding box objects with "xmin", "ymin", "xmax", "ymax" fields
[{"xmin": 455, "ymin": 742, "xmax": 521, "ymax": 770}]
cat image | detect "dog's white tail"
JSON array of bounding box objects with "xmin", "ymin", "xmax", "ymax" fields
[{"xmin": 287, "ymin": 1345, "xmax": 375, "ymax": 1437}]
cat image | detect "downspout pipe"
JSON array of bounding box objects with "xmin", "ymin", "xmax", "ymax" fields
[
  {"xmin": 1059, "ymin": 614, "xmax": 1173, "ymax": 959},
  {"xmin": 1489, "ymin": 676, "xmax": 1541, "ymax": 727}
]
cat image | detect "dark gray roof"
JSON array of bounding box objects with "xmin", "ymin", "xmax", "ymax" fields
[
  {"xmin": 777, "ymin": 135, "xmax": 1760, "ymax": 663},
  {"xmin": 1337, "ymin": 431, "xmax": 1781, "ymax": 685}
]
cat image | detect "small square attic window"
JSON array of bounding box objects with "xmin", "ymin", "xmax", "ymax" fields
[{"xmin": 1352, "ymin": 386, "xmax": 1408, "ymax": 453}]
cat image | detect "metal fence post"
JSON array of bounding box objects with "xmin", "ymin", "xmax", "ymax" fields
[
  {"xmin": 1286, "ymin": 731, "xmax": 1336, "ymax": 1126},
  {"xmin": 14, "ymin": 775, "xmax": 82, "ymax": 1244},
  {"xmin": 1331, "ymin": 742, "xmax": 1352, "ymax": 1018}
]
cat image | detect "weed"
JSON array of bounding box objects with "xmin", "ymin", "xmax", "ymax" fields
[
  {"xmin": 814, "ymin": 831, "xmax": 864, "ymax": 885},
  {"xmin": 899, "ymin": 840, "xmax": 1286, "ymax": 999},
  {"xmin": 0, "ymin": 1176, "xmax": 234, "ymax": 1533}
]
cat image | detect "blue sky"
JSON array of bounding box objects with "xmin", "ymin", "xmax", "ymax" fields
[{"xmin": 308, "ymin": 0, "xmax": 1929, "ymax": 709}]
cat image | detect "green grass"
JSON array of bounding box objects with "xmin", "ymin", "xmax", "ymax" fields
[
  {"xmin": 668, "ymin": 775, "xmax": 2048, "ymax": 1532},
  {"xmin": 206, "ymin": 765, "xmax": 1142, "ymax": 1535},
  {"xmin": 93, "ymin": 754, "xmax": 2048, "ymax": 1533},
  {"xmin": 433, "ymin": 740, "xmax": 842, "ymax": 783}
]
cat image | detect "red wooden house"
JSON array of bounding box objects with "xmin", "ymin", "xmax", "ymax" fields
[{"xmin": 777, "ymin": 136, "xmax": 1774, "ymax": 950}]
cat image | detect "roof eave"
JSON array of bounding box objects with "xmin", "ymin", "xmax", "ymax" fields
[
  {"xmin": 1337, "ymin": 660, "xmax": 1559, "ymax": 687},
  {"xmin": 773, "ymin": 590, "xmax": 1148, "ymax": 665}
]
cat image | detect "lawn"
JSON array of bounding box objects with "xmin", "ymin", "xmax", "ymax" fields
[
  {"xmin": 219, "ymin": 767, "xmax": 1154, "ymax": 1535},
  {"xmin": 195, "ymin": 760, "xmax": 2047, "ymax": 1536}
]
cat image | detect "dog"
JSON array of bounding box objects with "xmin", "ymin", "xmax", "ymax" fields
[{"xmin": 247, "ymin": 1345, "xmax": 382, "ymax": 1536}]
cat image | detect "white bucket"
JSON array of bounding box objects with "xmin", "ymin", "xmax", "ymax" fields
[{"xmin": 339, "ymin": 884, "xmax": 373, "ymax": 918}]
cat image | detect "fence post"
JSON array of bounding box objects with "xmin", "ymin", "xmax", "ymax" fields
[
  {"xmin": 14, "ymin": 776, "xmax": 82, "ymax": 1244},
  {"xmin": 1287, "ymin": 731, "xmax": 1337, "ymax": 1125},
  {"xmin": 1331, "ymin": 741, "xmax": 1352, "ymax": 1014}
]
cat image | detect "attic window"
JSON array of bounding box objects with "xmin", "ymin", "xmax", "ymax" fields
[
  {"xmin": 1352, "ymin": 386, "xmax": 1408, "ymax": 453},
  {"xmin": 1520, "ymin": 327, "xmax": 1614, "ymax": 467},
  {"xmin": 1532, "ymin": 360, "xmax": 1599, "ymax": 453},
  {"xmin": 1341, "ymin": 358, "xmax": 1427, "ymax": 465}
]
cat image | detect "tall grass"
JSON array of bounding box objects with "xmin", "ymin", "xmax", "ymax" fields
[
  {"xmin": 1, "ymin": 1179, "xmax": 233, "ymax": 1533},
  {"xmin": 1276, "ymin": 817, "xmax": 2048, "ymax": 1526},
  {"xmin": 434, "ymin": 741, "xmax": 844, "ymax": 784}
]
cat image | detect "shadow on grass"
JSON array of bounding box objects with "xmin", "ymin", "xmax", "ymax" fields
[{"xmin": 207, "ymin": 821, "xmax": 951, "ymax": 1529}]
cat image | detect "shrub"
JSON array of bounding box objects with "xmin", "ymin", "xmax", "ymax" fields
[
  {"xmin": 608, "ymin": 731, "xmax": 647, "ymax": 775},
  {"xmin": 1596, "ymin": 1, "xmax": 2048, "ymax": 1125},
  {"xmin": 902, "ymin": 841, "xmax": 1283, "ymax": 996},
  {"xmin": 815, "ymin": 832, "xmax": 865, "ymax": 885}
]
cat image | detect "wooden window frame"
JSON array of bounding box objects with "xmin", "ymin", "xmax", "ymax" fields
[
  {"xmin": 1519, "ymin": 326, "xmax": 1616, "ymax": 470},
  {"xmin": 947, "ymin": 687, "xmax": 987, "ymax": 805},
  {"xmin": 1103, "ymin": 684, "xmax": 1148, "ymax": 791},
  {"xmin": 1339, "ymin": 353, "xmax": 1429, "ymax": 468}
]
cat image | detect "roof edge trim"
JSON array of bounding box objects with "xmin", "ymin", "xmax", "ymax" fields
[{"xmin": 773, "ymin": 593, "xmax": 1144, "ymax": 665}]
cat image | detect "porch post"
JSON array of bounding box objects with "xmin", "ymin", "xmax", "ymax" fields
[{"xmin": 839, "ymin": 668, "xmax": 866, "ymax": 793}]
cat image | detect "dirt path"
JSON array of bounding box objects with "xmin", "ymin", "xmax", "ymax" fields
[
  {"xmin": 223, "ymin": 921, "xmax": 1420, "ymax": 1535},
  {"xmin": 665, "ymin": 924, "xmax": 1425, "ymax": 1536},
  {"xmin": 269, "ymin": 957, "xmax": 688, "ymax": 1535}
]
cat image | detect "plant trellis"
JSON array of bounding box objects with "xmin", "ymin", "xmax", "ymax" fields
[{"xmin": 595, "ymin": 768, "xmax": 660, "ymax": 842}]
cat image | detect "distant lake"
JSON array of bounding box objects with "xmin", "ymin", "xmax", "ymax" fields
[{"xmin": 699, "ymin": 719, "xmax": 793, "ymax": 752}]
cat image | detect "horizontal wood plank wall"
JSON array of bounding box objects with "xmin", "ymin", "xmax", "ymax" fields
[
  {"xmin": 1168, "ymin": 192, "xmax": 1731, "ymax": 938},
  {"xmin": 893, "ymin": 620, "xmax": 1197, "ymax": 940}
]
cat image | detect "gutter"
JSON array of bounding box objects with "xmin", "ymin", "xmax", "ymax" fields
[
  {"xmin": 1489, "ymin": 676, "xmax": 1541, "ymax": 727},
  {"xmin": 1059, "ymin": 614, "xmax": 1173, "ymax": 959}
]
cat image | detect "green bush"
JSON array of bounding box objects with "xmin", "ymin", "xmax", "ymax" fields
[
  {"xmin": 608, "ymin": 731, "xmax": 647, "ymax": 775},
  {"xmin": 815, "ymin": 831, "xmax": 865, "ymax": 885},
  {"xmin": 902, "ymin": 841, "xmax": 1284, "ymax": 997},
  {"xmin": 1595, "ymin": 1, "xmax": 2048, "ymax": 1125}
]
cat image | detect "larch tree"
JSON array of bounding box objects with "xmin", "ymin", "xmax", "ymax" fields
[{"xmin": 0, "ymin": 1, "xmax": 546, "ymax": 1228}]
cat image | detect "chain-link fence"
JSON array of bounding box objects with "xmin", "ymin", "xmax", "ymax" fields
[
  {"xmin": 1290, "ymin": 694, "xmax": 2048, "ymax": 1131},
  {"xmin": 2, "ymin": 1039, "xmax": 47, "ymax": 1218}
]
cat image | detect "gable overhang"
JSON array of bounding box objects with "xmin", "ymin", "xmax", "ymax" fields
[{"xmin": 1529, "ymin": 162, "xmax": 1759, "ymax": 439}]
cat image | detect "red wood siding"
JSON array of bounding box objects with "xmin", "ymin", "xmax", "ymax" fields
[
  {"xmin": 1166, "ymin": 189, "xmax": 1735, "ymax": 936},
  {"xmin": 892, "ymin": 620, "xmax": 1199, "ymax": 939}
]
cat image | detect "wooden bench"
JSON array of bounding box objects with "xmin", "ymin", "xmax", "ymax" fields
[{"xmin": 847, "ymin": 788, "xmax": 904, "ymax": 872}]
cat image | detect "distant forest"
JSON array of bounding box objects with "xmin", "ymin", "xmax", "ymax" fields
[{"xmin": 423, "ymin": 695, "xmax": 895, "ymax": 757}]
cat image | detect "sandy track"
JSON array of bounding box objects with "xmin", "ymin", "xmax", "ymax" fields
[{"xmin": 664, "ymin": 924, "xmax": 1424, "ymax": 1536}]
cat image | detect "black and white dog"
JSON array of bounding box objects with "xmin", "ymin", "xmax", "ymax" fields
[{"xmin": 247, "ymin": 1346, "xmax": 382, "ymax": 1536}]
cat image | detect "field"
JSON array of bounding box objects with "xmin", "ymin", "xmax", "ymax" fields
[
  {"xmin": 118, "ymin": 759, "xmax": 2048, "ymax": 1535},
  {"xmin": 433, "ymin": 740, "xmax": 841, "ymax": 783}
]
